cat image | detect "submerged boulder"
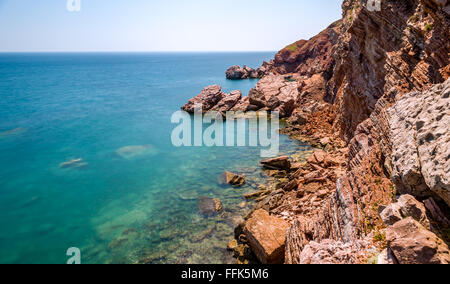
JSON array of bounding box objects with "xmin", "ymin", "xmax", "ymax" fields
[
  {"xmin": 198, "ymin": 196, "xmax": 222, "ymax": 217},
  {"xmin": 115, "ymin": 145, "xmax": 158, "ymax": 160},
  {"xmin": 243, "ymin": 209, "xmax": 290, "ymax": 264},
  {"xmin": 219, "ymin": 171, "xmax": 246, "ymax": 187},
  {"xmin": 59, "ymin": 158, "xmax": 88, "ymax": 169}
]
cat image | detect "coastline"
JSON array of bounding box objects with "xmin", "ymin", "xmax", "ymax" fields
[{"xmin": 181, "ymin": 0, "xmax": 450, "ymax": 264}]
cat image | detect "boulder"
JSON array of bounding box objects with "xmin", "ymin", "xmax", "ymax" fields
[
  {"xmin": 197, "ymin": 196, "xmax": 222, "ymax": 217},
  {"xmin": 243, "ymin": 209, "xmax": 290, "ymax": 264},
  {"xmin": 226, "ymin": 65, "xmax": 262, "ymax": 80},
  {"xmin": 380, "ymin": 194, "xmax": 430, "ymax": 229},
  {"xmin": 397, "ymin": 194, "xmax": 430, "ymax": 229},
  {"xmin": 219, "ymin": 171, "xmax": 246, "ymax": 186},
  {"xmin": 260, "ymin": 156, "xmax": 291, "ymax": 170},
  {"xmin": 229, "ymin": 96, "xmax": 251, "ymax": 112},
  {"xmin": 226, "ymin": 65, "xmax": 248, "ymax": 80},
  {"xmin": 299, "ymin": 239, "xmax": 373, "ymax": 264},
  {"xmin": 387, "ymin": 217, "xmax": 450, "ymax": 264},
  {"xmin": 380, "ymin": 203, "xmax": 402, "ymax": 226},
  {"xmin": 211, "ymin": 90, "xmax": 242, "ymax": 114},
  {"xmin": 248, "ymin": 75, "xmax": 298, "ymax": 117},
  {"xmin": 181, "ymin": 85, "xmax": 226, "ymax": 113}
]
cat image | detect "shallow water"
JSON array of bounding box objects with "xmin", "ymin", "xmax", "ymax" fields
[{"xmin": 0, "ymin": 52, "xmax": 312, "ymax": 264}]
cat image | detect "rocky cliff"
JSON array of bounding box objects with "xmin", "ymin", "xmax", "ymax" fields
[
  {"xmin": 257, "ymin": 0, "xmax": 449, "ymax": 264},
  {"xmin": 181, "ymin": 0, "xmax": 450, "ymax": 264}
]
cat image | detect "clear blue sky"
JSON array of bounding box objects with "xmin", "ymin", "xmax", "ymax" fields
[{"xmin": 0, "ymin": 0, "xmax": 342, "ymax": 52}]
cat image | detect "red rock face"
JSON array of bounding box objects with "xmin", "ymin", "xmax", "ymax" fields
[
  {"xmin": 268, "ymin": 0, "xmax": 450, "ymax": 264},
  {"xmin": 272, "ymin": 20, "xmax": 342, "ymax": 77},
  {"xmin": 331, "ymin": 0, "xmax": 450, "ymax": 140}
]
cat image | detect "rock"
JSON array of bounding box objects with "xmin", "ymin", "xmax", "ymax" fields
[
  {"xmin": 288, "ymin": 110, "xmax": 308, "ymax": 125},
  {"xmin": 198, "ymin": 196, "xmax": 222, "ymax": 217},
  {"xmin": 260, "ymin": 156, "xmax": 291, "ymax": 170},
  {"xmin": 387, "ymin": 217, "xmax": 450, "ymax": 264},
  {"xmin": 319, "ymin": 137, "xmax": 331, "ymax": 146},
  {"xmin": 248, "ymin": 75, "xmax": 298, "ymax": 117},
  {"xmin": 115, "ymin": 145, "xmax": 158, "ymax": 160},
  {"xmin": 377, "ymin": 248, "xmax": 398, "ymax": 264},
  {"xmin": 226, "ymin": 65, "xmax": 261, "ymax": 80},
  {"xmin": 211, "ymin": 90, "xmax": 242, "ymax": 114},
  {"xmin": 299, "ymin": 239, "xmax": 373, "ymax": 264},
  {"xmin": 283, "ymin": 179, "xmax": 298, "ymax": 192},
  {"xmin": 397, "ymin": 194, "xmax": 430, "ymax": 229},
  {"xmin": 380, "ymin": 203, "xmax": 402, "ymax": 226},
  {"xmin": 219, "ymin": 171, "xmax": 246, "ymax": 187},
  {"xmin": 227, "ymin": 239, "xmax": 238, "ymax": 251},
  {"xmin": 181, "ymin": 85, "xmax": 226, "ymax": 113},
  {"xmin": 226, "ymin": 65, "xmax": 248, "ymax": 80},
  {"xmin": 244, "ymin": 190, "xmax": 270, "ymax": 200},
  {"xmin": 423, "ymin": 197, "xmax": 450, "ymax": 227},
  {"xmin": 244, "ymin": 209, "xmax": 290, "ymax": 264},
  {"xmin": 0, "ymin": 127, "xmax": 27, "ymax": 139},
  {"xmin": 390, "ymin": 80, "xmax": 450, "ymax": 205},
  {"xmin": 307, "ymin": 151, "xmax": 326, "ymax": 165},
  {"xmin": 59, "ymin": 158, "xmax": 88, "ymax": 169},
  {"xmin": 380, "ymin": 194, "xmax": 430, "ymax": 229},
  {"xmin": 229, "ymin": 96, "xmax": 251, "ymax": 112}
]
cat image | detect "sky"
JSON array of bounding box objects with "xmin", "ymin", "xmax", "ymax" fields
[{"xmin": 0, "ymin": 0, "xmax": 342, "ymax": 52}]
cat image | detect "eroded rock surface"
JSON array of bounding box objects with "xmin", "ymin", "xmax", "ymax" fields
[
  {"xmin": 390, "ymin": 79, "xmax": 450, "ymax": 205},
  {"xmin": 299, "ymin": 239, "xmax": 374, "ymax": 264}
]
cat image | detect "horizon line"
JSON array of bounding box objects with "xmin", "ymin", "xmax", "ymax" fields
[{"xmin": 0, "ymin": 50, "xmax": 278, "ymax": 54}]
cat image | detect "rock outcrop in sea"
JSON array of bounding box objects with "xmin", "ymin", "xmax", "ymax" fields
[{"xmin": 181, "ymin": 0, "xmax": 450, "ymax": 264}]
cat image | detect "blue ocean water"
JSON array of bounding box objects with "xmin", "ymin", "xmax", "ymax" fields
[{"xmin": 0, "ymin": 52, "xmax": 312, "ymax": 264}]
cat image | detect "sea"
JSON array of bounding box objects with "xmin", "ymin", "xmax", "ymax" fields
[{"xmin": 0, "ymin": 52, "xmax": 313, "ymax": 264}]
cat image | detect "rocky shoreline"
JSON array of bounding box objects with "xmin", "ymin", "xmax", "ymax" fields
[{"xmin": 182, "ymin": 0, "xmax": 450, "ymax": 264}]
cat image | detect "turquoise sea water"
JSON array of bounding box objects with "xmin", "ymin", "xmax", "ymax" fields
[{"xmin": 0, "ymin": 52, "xmax": 312, "ymax": 264}]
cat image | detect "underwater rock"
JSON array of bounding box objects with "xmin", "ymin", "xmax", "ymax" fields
[
  {"xmin": 59, "ymin": 158, "xmax": 88, "ymax": 169},
  {"xmin": 115, "ymin": 145, "xmax": 158, "ymax": 160},
  {"xmin": 177, "ymin": 189, "xmax": 199, "ymax": 200},
  {"xmin": 108, "ymin": 237, "xmax": 128, "ymax": 250},
  {"xmin": 191, "ymin": 224, "xmax": 216, "ymax": 243},
  {"xmin": 198, "ymin": 196, "xmax": 223, "ymax": 217},
  {"xmin": 219, "ymin": 171, "xmax": 246, "ymax": 187},
  {"xmin": 0, "ymin": 127, "xmax": 27, "ymax": 139}
]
